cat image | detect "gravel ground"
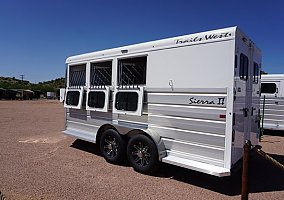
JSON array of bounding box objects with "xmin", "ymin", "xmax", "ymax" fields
[{"xmin": 0, "ymin": 100, "xmax": 283, "ymax": 200}]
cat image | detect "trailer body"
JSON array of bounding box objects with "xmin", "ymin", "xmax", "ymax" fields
[
  {"xmin": 63, "ymin": 27, "xmax": 261, "ymax": 176},
  {"xmin": 261, "ymin": 74, "xmax": 284, "ymax": 131}
]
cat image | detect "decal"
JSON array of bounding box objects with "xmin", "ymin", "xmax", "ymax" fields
[
  {"xmin": 176, "ymin": 32, "xmax": 232, "ymax": 45},
  {"xmin": 188, "ymin": 97, "xmax": 225, "ymax": 105}
]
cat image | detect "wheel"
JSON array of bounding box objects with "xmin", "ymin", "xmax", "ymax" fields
[
  {"xmin": 100, "ymin": 129, "xmax": 125, "ymax": 164},
  {"xmin": 127, "ymin": 134, "xmax": 159, "ymax": 174}
]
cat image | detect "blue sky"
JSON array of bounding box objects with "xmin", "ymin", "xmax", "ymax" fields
[{"xmin": 0, "ymin": 0, "xmax": 283, "ymax": 83}]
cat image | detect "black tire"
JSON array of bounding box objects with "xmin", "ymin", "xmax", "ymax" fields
[
  {"xmin": 127, "ymin": 134, "xmax": 159, "ymax": 174},
  {"xmin": 100, "ymin": 129, "xmax": 125, "ymax": 164}
]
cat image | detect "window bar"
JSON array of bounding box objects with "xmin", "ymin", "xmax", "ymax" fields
[
  {"xmin": 131, "ymin": 64, "xmax": 144, "ymax": 82},
  {"xmin": 76, "ymin": 71, "xmax": 79, "ymax": 86},
  {"xmin": 97, "ymin": 70, "xmax": 108, "ymax": 86},
  {"xmin": 80, "ymin": 71, "xmax": 83, "ymax": 86},
  {"xmin": 103, "ymin": 67, "xmax": 111, "ymax": 82},
  {"xmin": 81, "ymin": 71, "xmax": 85, "ymax": 86},
  {"xmin": 123, "ymin": 64, "xmax": 136, "ymax": 85},
  {"xmin": 72, "ymin": 71, "xmax": 75, "ymax": 87},
  {"xmin": 69, "ymin": 71, "xmax": 73, "ymax": 87},
  {"xmin": 91, "ymin": 69, "xmax": 96, "ymax": 86},
  {"xmin": 72, "ymin": 72, "xmax": 76, "ymax": 87},
  {"xmin": 77, "ymin": 71, "xmax": 81, "ymax": 87},
  {"xmin": 73, "ymin": 71, "xmax": 77, "ymax": 87},
  {"xmin": 122, "ymin": 72, "xmax": 129, "ymax": 88},
  {"xmin": 78, "ymin": 71, "xmax": 81, "ymax": 87}
]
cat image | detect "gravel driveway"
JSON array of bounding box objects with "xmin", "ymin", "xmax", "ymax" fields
[{"xmin": 0, "ymin": 100, "xmax": 283, "ymax": 200}]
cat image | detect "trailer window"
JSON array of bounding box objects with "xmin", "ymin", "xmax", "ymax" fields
[
  {"xmin": 239, "ymin": 54, "xmax": 248, "ymax": 80},
  {"xmin": 261, "ymin": 83, "xmax": 277, "ymax": 94},
  {"xmin": 66, "ymin": 91, "xmax": 80, "ymax": 106},
  {"xmin": 118, "ymin": 57, "xmax": 147, "ymax": 86},
  {"xmin": 115, "ymin": 92, "xmax": 138, "ymax": 111},
  {"xmin": 253, "ymin": 63, "xmax": 259, "ymax": 83},
  {"xmin": 90, "ymin": 61, "xmax": 112, "ymax": 86},
  {"xmin": 69, "ymin": 64, "xmax": 86, "ymax": 87},
  {"xmin": 88, "ymin": 91, "xmax": 105, "ymax": 108}
]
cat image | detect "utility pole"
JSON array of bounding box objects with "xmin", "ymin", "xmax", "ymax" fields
[
  {"xmin": 20, "ymin": 74, "xmax": 24, "ymax": 100},
  {"xmin": 20, "ymin": 74, "xmax": 24, "ymax": 82}
]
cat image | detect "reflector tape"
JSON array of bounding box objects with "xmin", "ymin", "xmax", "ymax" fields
[{"xmin": 219, "ymin": 114, "xmax": 226, "ymax": 119}]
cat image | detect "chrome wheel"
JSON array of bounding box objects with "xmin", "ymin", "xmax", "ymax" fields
[
  {"xmin": 127, "ymin": 134, "xmax": 159, "ymax": 174},
  {"xmin": 103, "ymin": 136, "xmax": 118, "ymax": 158},
  {"xmin": 100, "ymin": 129, "xmax": 125, "ymax": 164},
  {"xmin": 131, "ymin": 142, "xmax": 151, "ymax": 166}
]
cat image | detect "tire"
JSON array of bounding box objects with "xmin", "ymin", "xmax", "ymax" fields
[
  {"xmin": 127, "ymin": 134, "xmax": 159, "ymax": 174},
  {"xmin": 100, "ymin": 129, "xmax": 125, "ymax": 164}
]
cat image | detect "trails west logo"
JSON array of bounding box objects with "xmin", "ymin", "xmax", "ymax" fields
[{"xmin": 175, "ymin": 32, "xmax": 232, "ymax": 45}]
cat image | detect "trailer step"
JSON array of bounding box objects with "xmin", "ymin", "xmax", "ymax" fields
[
  {"xmin": 162, "ymin": 155, "xmax": 230, "ymax": 177},
  {"xmin": 63, "ymin": 129, "xmax": 96, "ymax": 143}
]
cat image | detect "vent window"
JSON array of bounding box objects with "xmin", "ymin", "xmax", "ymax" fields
[
  {"xmin": 115, "ymin": 92, "xmax": 138, "ymax": 111},
  {"xmin": 66, "ymin": 91, "xmax": 80, "ymax": 106},
  {"xmin": 239, "ymin": 54, "xmax": 248, "ymax": 80},
  {"xmin": 261, "ymin": 83, "xmax": 277, "ymax": 94},
  {"xmin": 253, "ymin": 63, "xmax": 259, "ymax": 83},
  {"xmin": 88, "ymin": 91, "xmax": 106, "ymax": 108}
]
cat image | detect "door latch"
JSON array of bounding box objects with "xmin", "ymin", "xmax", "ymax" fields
[{"xmin": 241, "ymin": 108, "xmax": 249, "ymax": 117}]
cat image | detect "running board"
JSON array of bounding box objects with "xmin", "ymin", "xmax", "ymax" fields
[
  {"xmin": 162, "ymin": 155, "xmax": 230, "ymax": 177},
  {"xmin": 63, "ymin": 129, "xmax": 96, "ymax": 143}
]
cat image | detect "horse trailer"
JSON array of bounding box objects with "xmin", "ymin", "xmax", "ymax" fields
[
  {"xmin": 63, "ymin": 27, "xmax": 261, "ymax": 177},
  {"xmin": 261, "ymin": 74, "xmax": 284, "ymax": 131}
]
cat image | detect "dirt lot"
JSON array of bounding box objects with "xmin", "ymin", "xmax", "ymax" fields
[{"xmin": 0, "ymin": 100, "xmax": 283, "ymax": 200}]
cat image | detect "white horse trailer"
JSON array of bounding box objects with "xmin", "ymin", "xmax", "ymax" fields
[
  {"xmin": 63, "ymin": 27, "xmax": 261, "ymax": 177},
  {"xmin": 261, "ymin": 74, "xmax": 284, "ymax": 131},
  {"xmin": 59, "ymin": 88, "xmax": 66, "ymax": 102}
]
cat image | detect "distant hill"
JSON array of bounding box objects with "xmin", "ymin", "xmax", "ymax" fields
[{"xmin": 0, "ymin": 76, "xmax": 65, "ymax": 93}]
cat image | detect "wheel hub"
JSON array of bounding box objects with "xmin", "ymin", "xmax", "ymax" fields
[
  {"xmin": 137, "ymin": 151, "xmax": 143, "ymax": 158},
  {"xmin": 131, "ymin": 142, "xmax": 151, "ymax": 166}
]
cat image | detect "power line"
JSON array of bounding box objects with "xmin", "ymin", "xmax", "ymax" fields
[{"xmin": 20, "ymin": 74, "xmax": 24, "ymax": 82}]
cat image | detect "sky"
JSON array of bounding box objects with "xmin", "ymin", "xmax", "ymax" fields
[{"xmin": 0, "ymin": 0, "xmax": 283, "ymax": 83}]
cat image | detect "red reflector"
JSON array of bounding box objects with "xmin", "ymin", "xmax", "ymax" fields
[{"xmin": 219, "ymin": 114, "xmax": 226, "ymax": 119}]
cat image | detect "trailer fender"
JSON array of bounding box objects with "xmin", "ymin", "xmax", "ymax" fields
[{"xmin": 126, "ymin": 128, "xmax": 167, "ymax": 160}]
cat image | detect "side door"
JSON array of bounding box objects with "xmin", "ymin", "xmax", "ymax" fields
[
  {"xmin": 251, "ymin": 55, "xmax": 261, "ymax": 145},
  {"xmin": 232, "ymin": 46, "xmax": 250, "ymax": 164},
  {"xmin": 238, "ymin": 52, "xmax": 252, "ymax": 139}
]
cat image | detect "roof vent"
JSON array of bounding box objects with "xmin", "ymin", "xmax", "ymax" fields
[{"xmin": 121, "ymin": 49, "xmax": 128, "ymax": 54}]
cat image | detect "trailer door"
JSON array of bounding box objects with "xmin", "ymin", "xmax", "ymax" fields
[
  {"xmin": 233, "ymin": 42, "xmax": 253, "ymax": 163},
  {"xmin": 238, "ymin": 42, "xmax": 257, "ymax": 141},
  {"xmin": 237, "ymin": 52, "xmax": 251, "ymax": 138}
]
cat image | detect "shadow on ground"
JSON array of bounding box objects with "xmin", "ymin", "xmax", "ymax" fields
[
  {"xmin": 156, "ymin": 152, "xmax": 284, "ymax": 196},
  {"xmin": 70, "ymin": 139, "xmax": 129, "ymax": 167},
  {"xmin": 71, "ymin": 139, "xmax": 284, "ymax": 196},
  {"xmin": 70, "ymin": 139, "xmax": 101, "ymax": 156},
  {"xmin": 263, "ymin": 129, "xmax": 284, "ymax": 136}
]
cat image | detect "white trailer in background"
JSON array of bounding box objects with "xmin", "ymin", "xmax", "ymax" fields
[
  {"xmin": 46, "ymin": 92, "xmax": 56, "ymax": 99},
  {"xmin": 63, "ymin": 27, "xmax": 261, "ymax": 176},
  {"xmin": 261, "ymin": 74, "xmax": 284, "ymax": 131},
  {"xmin": 59, "ymin": 88, "xmax": 66, "ymax": 102}
]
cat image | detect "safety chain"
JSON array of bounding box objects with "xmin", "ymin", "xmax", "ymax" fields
[
  {"xmin": 254, "ymin": 145, "xmax": 284, "ymax": 171},
  {"xmin": 0, "ymin": 191, "xmax": 6, "ymax": 200}
]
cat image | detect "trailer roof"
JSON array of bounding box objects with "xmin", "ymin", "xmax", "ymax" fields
[
  {"xmin": 66, "ymin": 27, "xmax": 241, "ymax": 64},
  {"xmin": 261, "ymin": 74, "xmax": 284, "ymax": 80}
]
